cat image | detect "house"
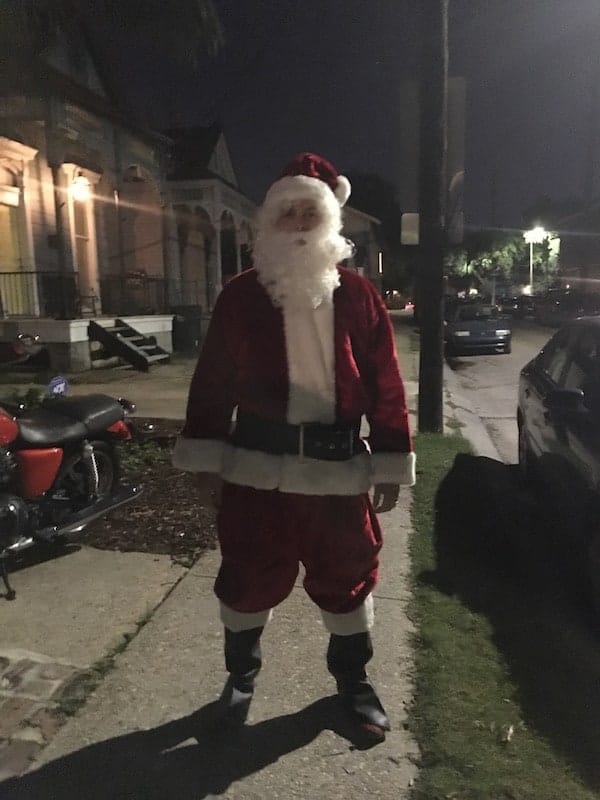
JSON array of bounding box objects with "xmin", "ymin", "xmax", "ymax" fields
[
  {"xmin": 0, "ymin": 22, "xmax": 262, "ymax": 371},
  {"xmin": 341, "ymin": 205, "xmax": 384, "ymax": 292},
  {"xmin": 164, "ymin": 124, "xmax": 256, "ymax": 318},
  {"xmin": 0, "ymin": 21, "xmax": 384, "ymax": 372},
  {"xmin": 164, "ymin": 130, "xmax": 382, "ymax": 315},
  {"xmin": 0, "ymin": 28, "xmax": 183, "ymax": 370}
]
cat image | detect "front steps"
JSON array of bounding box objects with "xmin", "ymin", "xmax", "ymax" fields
[{"xmin": 88, "ymin": 319, "xmax": 170, "ymax": 372}]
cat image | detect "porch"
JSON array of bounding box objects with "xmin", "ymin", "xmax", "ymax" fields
[
  {"xmin": 0, "ymin": 270, "xmax": 201, "ymax": 319},
  {"xmin": 0, "ymin": 271, "xmax": 202, "ymax": 371}
]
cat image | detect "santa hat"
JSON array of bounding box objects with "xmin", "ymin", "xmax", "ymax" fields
[{"xmin": 259, "ymin": 152, "xmax": 351, "ymax": 228}]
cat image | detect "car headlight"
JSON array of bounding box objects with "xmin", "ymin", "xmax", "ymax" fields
[
  {"xmin": 495, "ymin": 329, "xmax": 511, "ymax": 336},
  {"xmin": 454, "ymin": 330, "xmax": 471, "ymax": 337}
]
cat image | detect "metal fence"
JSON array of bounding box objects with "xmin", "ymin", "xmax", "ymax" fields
[
  {"xmin": 99, "ymin": 274, "xmax": 169, "ymax": 316},
  {"xmin": 0, "ymin": 271, "xmax": 80, "ymax": 319},
  {"xmin": 0, "ymin": 271, "xmax": 202, "ymax": 319},
  {"xmin": 100, "ymin": 275, "xmax": 202, "ymax": 316}
]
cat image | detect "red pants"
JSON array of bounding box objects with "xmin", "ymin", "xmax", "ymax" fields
[{"xmin": 214, "ymin": 483, "xmax": 382, "ymax": 616}]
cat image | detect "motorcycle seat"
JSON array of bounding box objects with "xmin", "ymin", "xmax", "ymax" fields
[
  {"xmin": 18, "ymin": 409, "xmax": 88, "ymax": 446},
  {"xmin": 42, "ymin": 394, "xmax": 125, "ymax": 435}
]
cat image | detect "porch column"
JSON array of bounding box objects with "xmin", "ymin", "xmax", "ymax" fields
[{"xmin": 209, "ymin": 219, "xmax": 222, "ymax": 308}]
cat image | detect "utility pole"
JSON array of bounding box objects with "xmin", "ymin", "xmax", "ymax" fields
[{"xmin": 417, "ymin": 0, "xmax": 448, "ymax": 433}]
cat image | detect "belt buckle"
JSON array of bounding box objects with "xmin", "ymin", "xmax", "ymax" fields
[{"xmin": 299, "ymin": 423, "xmax": 356, "ymax": 461}]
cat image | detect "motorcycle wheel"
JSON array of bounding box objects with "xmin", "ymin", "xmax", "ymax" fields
[{"xmin": 86, "ymin": 440, "xmax": 119, "ymax": 498}]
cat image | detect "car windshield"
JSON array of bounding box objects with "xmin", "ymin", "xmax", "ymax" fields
[{"xmin": 455, "ymin": 305, "xmax": 499, "ymax": 322}]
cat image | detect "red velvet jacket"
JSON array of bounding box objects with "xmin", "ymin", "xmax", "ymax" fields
[{"xmin": 173, "ymin": 266, "xmax": 415, "ymax": 495}]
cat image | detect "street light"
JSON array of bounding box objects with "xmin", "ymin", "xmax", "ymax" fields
[{"xmin": 523, "ymin": 225, "xmax": 547, "ymax": 292}]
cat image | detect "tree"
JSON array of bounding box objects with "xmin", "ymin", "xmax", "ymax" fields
[
  {"xmin": 345, "ymin": 173, "xmax": 407, "ymax": 289},
  {"xmin": 0, "ymin": 1, "xmax": 223, "ymax": 77},
  {"xmin": 444, "ymin": 230, "xmax": 560, "ymax": 294}
]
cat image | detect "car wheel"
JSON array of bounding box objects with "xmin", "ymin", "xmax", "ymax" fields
[{"xmin": 504, "ymin": 342, "xmax": 512, "ymax": 355}]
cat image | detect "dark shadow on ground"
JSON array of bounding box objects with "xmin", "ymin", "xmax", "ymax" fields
[
  {"xmin": 444, "ymin": 355, "xmax": 477, "ymax": 372},
  {"xmin": 445, "ymin": 352, "xmax": 509, "ymax": 370},
  {"xmin": 0, "ymin": 696, "xmax": 382, "ymax": 799},
  {"xmin": 428, "ymin": 453, "xmax": 600, "ymax": 791}
]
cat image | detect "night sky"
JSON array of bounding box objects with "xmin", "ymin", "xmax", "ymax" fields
[{"xmin": 106, "ymin": 1, "xmax": 600, "ymax": 231}]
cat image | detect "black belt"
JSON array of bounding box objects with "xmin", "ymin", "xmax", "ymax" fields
[{"xmin": 233, "ymin": 412, "xmax": 365, "ymax": 462}]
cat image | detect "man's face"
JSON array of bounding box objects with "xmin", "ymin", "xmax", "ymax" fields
[{"xmin": 274, "ymin": 199, "xmax": 322, "ymax": 233}]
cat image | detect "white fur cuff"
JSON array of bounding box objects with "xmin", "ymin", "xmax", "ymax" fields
[
  {"xmin": 371, "ymin": 451, "xmax": 416, "ymax": 486},
  {"xmin": 220, "ymin": 603, "xmax": 273, "ymax": 632},
  {"xmin": 320, "ymin": 594, "xmax": 374, "ymax": 634},
  {"xmin": 172, "ymin": 436, "xmax": 226, "ymax": 473}
]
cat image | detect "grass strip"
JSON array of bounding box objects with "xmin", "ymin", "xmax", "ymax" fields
[{"xmin": 408, "ymin": 431, "xmax": 597, "ymax": 800}]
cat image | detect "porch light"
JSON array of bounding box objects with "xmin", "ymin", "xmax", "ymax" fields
[{"xmin": 70, "ymin": 171, "xmax": 91, "ymax": 202}]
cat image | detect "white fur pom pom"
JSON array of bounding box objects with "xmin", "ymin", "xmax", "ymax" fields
[{"xmin": 334, "ymin": 175, "xmax": 351, "ymax": 206}]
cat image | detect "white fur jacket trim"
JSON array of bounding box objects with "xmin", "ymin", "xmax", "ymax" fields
[{"xmin": 172, "ymin": 436, "xmax": 416, "ymax": 494}]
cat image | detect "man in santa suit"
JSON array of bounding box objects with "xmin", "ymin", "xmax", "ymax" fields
[{"xmin": 173, "ymin": 152, "xmax": 415, "ymax": 741}]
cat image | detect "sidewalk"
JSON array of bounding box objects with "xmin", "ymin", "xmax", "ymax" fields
[{"xmin": 0, "ymin": 313, "xmax": 499, "ymax": 797}]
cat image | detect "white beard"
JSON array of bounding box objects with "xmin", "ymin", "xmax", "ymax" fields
[{"xmin": 253, "ymin": 227, "xmax": 353, "ymax": 311}]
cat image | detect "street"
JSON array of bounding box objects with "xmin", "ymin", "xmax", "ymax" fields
[{"xmin": 445, "ymin": 319, "xmax": 555, "ymax": 463}]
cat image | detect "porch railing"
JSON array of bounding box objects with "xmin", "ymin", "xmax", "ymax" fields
[
  {"xmin": 0, "ymin": 271, "xmax": 79, "ymax": 319},
  {"xmin": 0, "ymin": 270, "xmax": 202, "ymax": 319},
  {"xmin": 100, "ymin": 274, "xmax": 169, "ymax": 316},
  {"xmin": 100, "ymin": 275, "xmax": 201, "ymax": 316}
]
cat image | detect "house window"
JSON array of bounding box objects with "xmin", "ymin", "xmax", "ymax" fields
[
  {"xmin": 71, "ymin": 192, "xmax": 97, "ymax": 313},
  {"xmin": 0, "ymin": 167, "xmax": 21, "ymax": 272},
  {"xmin": 0, "ymin": 204, "xmax": 20, "ymax": 271},
  {"xmin": 0, "ymin": 167, "xmax": 27, "ymax": 315}
]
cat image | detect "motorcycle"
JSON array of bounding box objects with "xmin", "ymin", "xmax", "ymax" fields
[{"xmin": 0, "ymin": 336, "xmax": 142, "ymax": 600}]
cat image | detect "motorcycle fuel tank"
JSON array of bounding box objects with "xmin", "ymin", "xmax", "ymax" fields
[{"xmin": 0, "ymin": 409, "xmax": 18, "ymax": 446}]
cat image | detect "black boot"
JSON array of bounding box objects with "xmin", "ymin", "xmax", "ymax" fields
[
  {"xmin": 327, "ymin": 632, "xmax": 391, "ymax": 740},
  {"xmin": 220, "ymin": 626, "xmax": 263, "ymax": 724}
]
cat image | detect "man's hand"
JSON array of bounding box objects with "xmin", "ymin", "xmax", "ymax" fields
[
  {"xmin": 372, "ymin": 483, "xmax": 400, "ymax": 513},
  {"xmin": 197, "ymin": 472, "xmax": 223, "ymax": 509}
]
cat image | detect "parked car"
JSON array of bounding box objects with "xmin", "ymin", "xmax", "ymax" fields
[
  {"xmin": 534, "ymin": 289, "xmax": 600, "ymax": 327},
  {"xmin": 497, "ymin": 295, "xmax": 520, "ymax": 316},
  {"xmin": 516, "ymin": 294, "xmax": 539, "ymax": 319},
  {"xmin": 384, "ymin": 290, "xmax": 412, "ymax": 310},
  {"xmin": 444, "ymin": 303, "xmax": 512, "ymax": 356},
  {"xmin": 518, "ymin": 316, "xmax": 600, "ymax": 611},
  {"xmin": 511, "ymin": 294, "xmax": 539, "ymax": 319}
]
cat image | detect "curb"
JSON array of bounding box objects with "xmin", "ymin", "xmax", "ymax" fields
[{"xmin": 443, "ymin": 362, "xmax": 503, "ymax": 461}]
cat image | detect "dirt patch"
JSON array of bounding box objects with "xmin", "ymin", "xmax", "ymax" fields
[{"xmin": 84, "ymin": 419, "xmax": 217, "ymax": 567}]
